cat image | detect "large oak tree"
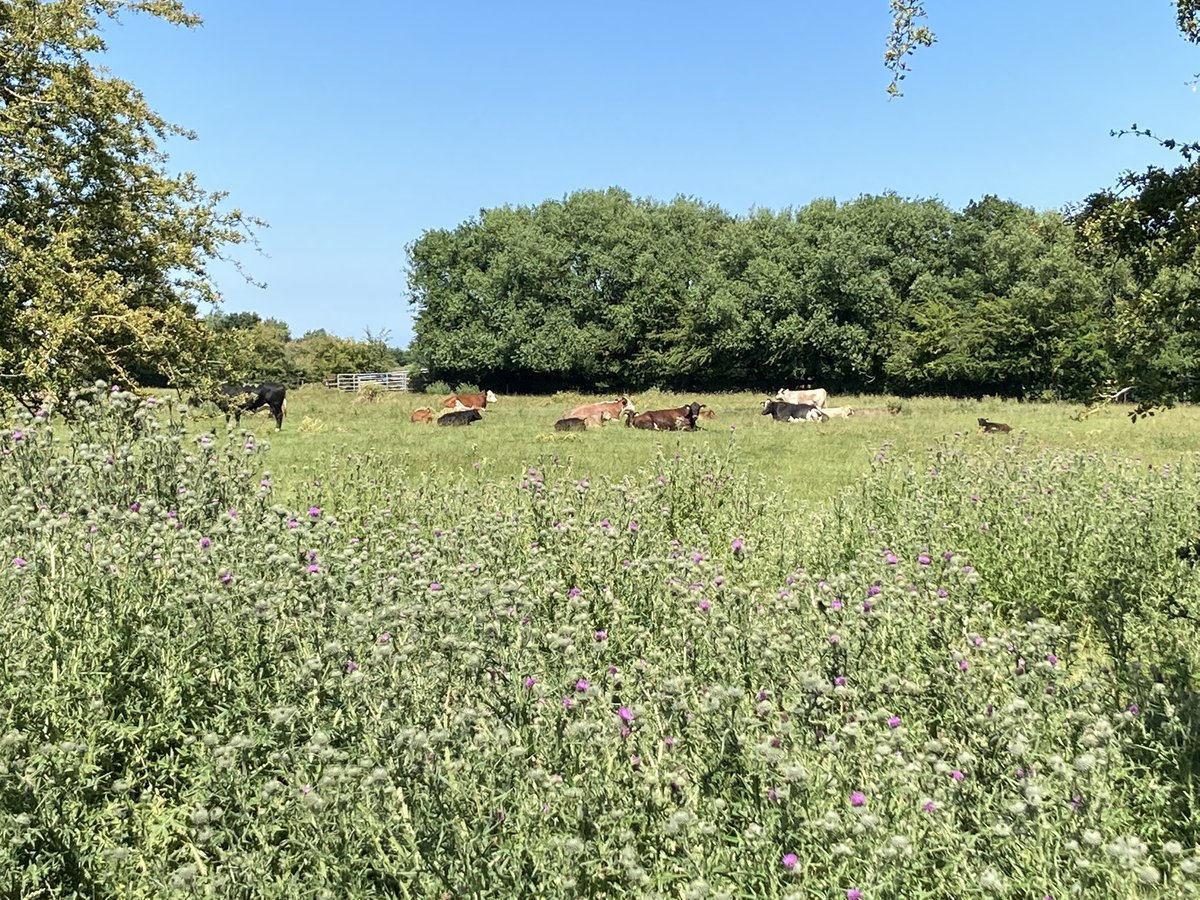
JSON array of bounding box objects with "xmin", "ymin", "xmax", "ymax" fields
[{"xmin": 0, "ymin": 0, "xmax": 258, "ymax": 410}]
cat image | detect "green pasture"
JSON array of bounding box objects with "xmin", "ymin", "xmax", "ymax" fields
[
  {"xmin": 7, "ymin": 386, "xmax": 1200, "ymax": 896},
  {"xmin": 203, "ymin": 385, "xmax": 1200, "ymax": 509}
]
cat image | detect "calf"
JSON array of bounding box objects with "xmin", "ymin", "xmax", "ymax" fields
[
  {"xmin": 762, "ymin": 399, "xmax": 826, "ymax": 423},
  {"xmin": 441, "ymin": 390, "xmax": 499, "ymax": 410},
  {"xmin": 775, "ymin": 387, "xmax": 829, "ymax": 408},
  {"xmin": 555, "ymin": 417, "xmax": 588, "ymax": 431},
  {"xmin": 410, "ymin": 407, "xmax": 434, "ymax": 424},
  {"xmin": 822, "ymin": 406, "xmax": 854, "ymax": 419},
  {"xmin": 624, "ymin": 402, "xmax": 704, "ymax": 431},
  {"xmin": 978, "ymin": 418, "xmax": 1012, "ymax": 434},
  {"xmin": 219, "ymin": 382, "xmax": 287, "ymax": 430},
  {"xmin": 564, "ymin": 396, "xmax": 634, "ymax": 427},
  {"xmin": 438, "ymin": 408, "xmax": 483, "ymax": 426}
]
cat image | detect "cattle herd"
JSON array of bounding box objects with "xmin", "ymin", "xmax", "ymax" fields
[
  {"xmin": 405, "ymin": 386, "xmax": 864, "ymax": 431},
  {"xmin": 210, "ymin": 383, "xmax": 1017, "ymax": 435}
]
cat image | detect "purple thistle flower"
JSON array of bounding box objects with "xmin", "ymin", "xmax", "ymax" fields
[
  {"xmin": 867, "ymin": 584, "xmax": 881, "ymax": 597},
  {"xmin": 628, "ymin": 520, "xmax": 639, "ymax": 532},
  {"xmin": 345, "ymin": 659, "xmax": 359, "ymax": 673},
  {"xmin": 287, "ymin": 519, "xmax": 299, "ymax": 529},
  {"xmin": 12, "ymin": 557, "xmax": 27, "ymax": 568},
  {"xmin": 887, "ymin": 716, "xmax": 901, "ymax": 729},
  {"xmin": 562, "ymin": 696, "xmax": 572, "ymax": 710},
  {"xmin": 524, "ymin": 676, "xmax": 537, "ymax": 689},
  {"xmin": 834, "ymin": 675, "xmax": 847, "ymax": 687},
  {"xmin": 781, "ymin": 853, "xmax": 798, "ymax": 871},
  {"xmin": 951, "ymin": 770, "xmax": 965, "ymax": 782},
  {"xmin": 568, "ymin": 587, "xmax": 582, "ymax": 598},
  {"xmin": 848, "ymin": 890, "xmax": 863, "ymax": 900},
  {"xmin": 1046, "ymin": 653, "xmax": 1059, "ymax": 667},
  {"xmin": 378, "ymin": 632, "xmax": 391, "ymax": 644},
  {"xmin": 698, "ymin": 599, "xmax": 711, "ymax": 612},
  {"xmin": 308, "ymin": 506, "xmax": 321, "ymax": 518},
  {"xmin": 850, "ymin": 791, "xmax": 866, "ymax": 807},
  {"xmin": 922, "ymin": 800, "xmax": 936, "ymax": 812},
  {"xmin": 618, "ymin": 706, "xmax": 633, "ymax": 723},
  {"xmin": 594, "ymin": 630, "xmax": 608, "ymax": 642},
  {"xmin": 575, "ymin": 679, "xmax": 589, "ymax": 692},
  {"xmin": 917, "ymin": 554, "xmax": 931, "ymax": 565},
  {"xmin": 429, "ymin": 582, "xmax": 443, "ymax": 591},
  {"xmin": 129, "ymin": 502, "xmax": 140, "ymax": 513},
  {"xmin": 219, "ymin": 572, "xmax": 232, "ymax": 584},
  {"xmin": 731, "ymin": 538, "xmax": 744, "ymax": 552},
  {"xmin": 1128, "ymin": 703, "xmax": 1140, "ymax": 715},
  {"xmin": 307, "ymin": 564, "xmax": 320, "ymax": 574},
  {"xmin": 958, "ymin": 659, "xmax": 969, "ymax": 672}
]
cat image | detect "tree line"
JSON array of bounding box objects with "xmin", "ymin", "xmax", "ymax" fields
[
  {"xmin": 407, "ymin": 187, "xmax": 1181, "ymax": 402},
  {"xmin": 4, "ymin": 2, "xmax": 1198, "ymax": 413}
]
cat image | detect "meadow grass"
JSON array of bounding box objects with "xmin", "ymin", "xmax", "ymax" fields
[
  {"xmin": 4, "ymin": 385, "xmax": 1200, "ymax": 897},
  {"xmin": 202, "ymin": 384, "xmax": 1200, "ymax": 511}
]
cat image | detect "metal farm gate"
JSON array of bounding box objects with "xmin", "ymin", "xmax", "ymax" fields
[{"xmin": 324, "ymin": 370, "xmax": 412, "ymax": 392}]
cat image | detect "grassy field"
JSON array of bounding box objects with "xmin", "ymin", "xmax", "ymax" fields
[
  {"xmin": 204, "ymin": 385, "xmax": 1200, "ymax": 509},
  {"xmin": 6, "ymin": 385, "xmax": 1200, "ymax": 897}
]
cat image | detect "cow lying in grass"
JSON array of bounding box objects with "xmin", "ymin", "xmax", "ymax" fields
[
  {"xmin": 978, "ymin": 418, "xmax": 1012, "ymax": 434},
  {"xmin": 442, "ymin": 390, "xmax": 499, "ymax": 410},
  {"xmin": 438, "ymin": 409, "xmax": 483, "ymax": 426},
  {"xmin": 761, "ymin": 399, "xmax": 826, "ymax": 423},
  {"xmin": 554, "ymin": 417, "xmax": 588, "ymax": 431},
  {"xmin": 624, "ymin": 402, "xmax": 703, "ymax": 431},
  {"xmin": 564, "ymin": 396, "xmax": 633, "ymax": 427}
]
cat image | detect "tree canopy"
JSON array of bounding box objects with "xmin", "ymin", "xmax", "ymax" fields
[
  {"xmin": 0, "ymin": 0, "xmax": 259, "ymax": 409},
  {"xmin": 408, "ymin": 190, "xmax": 1115, "ymax": 399}
]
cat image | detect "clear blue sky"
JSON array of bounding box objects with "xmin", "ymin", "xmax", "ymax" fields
[{"xmin": 99, "ymin": 2, "xmax": 1199, "ymax": 349}]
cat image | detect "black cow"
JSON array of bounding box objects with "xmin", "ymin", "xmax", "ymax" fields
[
  {"xmin": 438, "ymin": 408, "xmax": 483, "ymax": 426},
  {"xmin": 978, "ymin": 418, "xmax": 1012, "ymax": 434},
  {"xmin": 761, "ymin": 399, "xmax": 826, "ymax": 423},
  {"xmin": 220, "ymin": 382, "xmax": 287, "ymax": 430}
]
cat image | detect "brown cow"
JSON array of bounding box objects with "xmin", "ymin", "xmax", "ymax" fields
[
  {"xmin": 441, "ymin": 390, "xmax": 499, "ymax": 410},
  {"xmin": 624, "ymin": 402, "xmax": 703, "ymax": 431},
  {"xmin": 410, "ymin": 407, "xmax": 434, "ymax": 423},
  {"xmin": 564, "ymin": 396, "xmax": 634, "ymax": 427}
]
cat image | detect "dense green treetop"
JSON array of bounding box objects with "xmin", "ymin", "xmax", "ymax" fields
[{"xmin": 0, "ymin": 0, "xmax": 259, "ymax": 410}]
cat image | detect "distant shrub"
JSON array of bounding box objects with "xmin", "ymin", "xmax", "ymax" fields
[
  {"xmin": 453, "ymin": 382, "xmax": 480, "ymax": 394},
  {"xmin": 423, "ymin": 379, "xmax": 452, "ymax": 396},
  {"xmin": 354, "ymin": 381, "xmax": 387, "ymax": 404}
]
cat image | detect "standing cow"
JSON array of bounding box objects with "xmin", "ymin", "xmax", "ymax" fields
[
  {"xmin": 219, "ymin": 382, "xmax": 287, "ymax": 430},
  {"xmin": 775, "ymin": 388, "xmax": 829, "ymax": 408}
]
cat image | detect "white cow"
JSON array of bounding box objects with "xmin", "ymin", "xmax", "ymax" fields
[{"xmin": 775, "ymin": 387, "xmax": 828, "ymax": 408}]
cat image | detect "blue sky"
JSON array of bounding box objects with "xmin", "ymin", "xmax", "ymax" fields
[{"xmin": 99, "ymin": 2, "xmax": 1198, "ymax": 348}]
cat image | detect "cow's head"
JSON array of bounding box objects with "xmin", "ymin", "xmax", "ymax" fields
[
  {"xmin": 761, "ymin": 400, "xmax": 776, "ymax": 415},
  {"xmin": 485, "ymin": 390, "xmax": 499, "ymax": 403},
  {"xmin": 619, "ymin": 396, "xmax": 634, "ymax": 412}
]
